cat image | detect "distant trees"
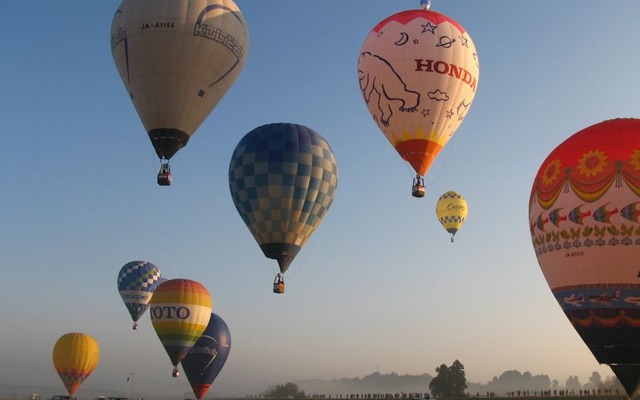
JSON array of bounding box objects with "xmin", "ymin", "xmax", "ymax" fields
[
  {"xmin": 586, "ymin": 371, "xmax": 602, "ymax": 390},
  {"xmin": 485, "ymin": 370, "xmax": 551, "ymax": 394},
  {"xmin": 264, "ymin": 382, "xmax": 306, "ymax": 399},
  {"xmin": 599, "ymin": 374, "xmax": 625, "ymax": 394},
  {"xmin": 259, "ymin": 367, "xmax": 625, "ymax": 398},
  {"xmin": 429, "ymin": 360, "xmax": 467, "ymax": 398},
  {"xmin": 565, "ymin": 375, "xmax": 582, "ymax": 391}
]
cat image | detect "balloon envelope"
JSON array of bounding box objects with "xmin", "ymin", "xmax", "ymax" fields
[
  {"xmin": 358, "ymin": 7, "xmax": 479, "ymax": 178},
  {"xmin": 436, "ymin": 191, "xmax": 467, "ymax": 240},
  {"xmin": 52, "ymin": 333, "xmax": 100, "ymax": 397},
  {"xmin": 228, "ymin": 123, "xmax": 339, "ymax": 273},
  {"xmin": 111, "ymin": 0, "xmax": 249, "ymax": 160},
  {"xmin": 149, "ymin": 279, "xmax": 212, "ymax": 368},
  {"xmin": 181, "ymin": 313, "xmax": 231, "ymax": 399},
  {"xmin": 529, "ymin": 118, "xmax": 640, "ymax": 395},
  {"xmin": 117, "ymin": 260, "xmax": 163, "ymax": 327}
]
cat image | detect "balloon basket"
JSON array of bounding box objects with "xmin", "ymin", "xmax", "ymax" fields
[
  {"xmin": 273, "ymin": 274, "xmax": 285, "ymax": 294},
  {"xmin": 412, "ymin": 184, "xmax": 426, "ymax": 198}
]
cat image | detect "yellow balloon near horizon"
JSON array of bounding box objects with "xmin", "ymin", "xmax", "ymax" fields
[{"xmin": 52, "ymin": 333, "xmax": 100, "ymax": 397}]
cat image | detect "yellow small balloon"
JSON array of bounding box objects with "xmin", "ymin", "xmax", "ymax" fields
[
  {"xmin": 436, "ymin": 191, "xmax": 468, "ymax": 242},
  {"xmin": 52, "ymin": 333, "xmax": 100, "ymax": 397}
]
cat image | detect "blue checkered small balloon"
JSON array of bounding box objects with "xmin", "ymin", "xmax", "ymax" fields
[{"xmin": 117, "ymin": 260, "xmax": 163, "ymax": 329}]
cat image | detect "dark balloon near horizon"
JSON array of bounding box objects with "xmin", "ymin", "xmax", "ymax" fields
[{"xmin": 181, "ymin": 313, "xmax": 231, "ymax": 399}]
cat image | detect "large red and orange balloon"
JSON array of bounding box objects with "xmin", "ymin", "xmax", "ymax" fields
[
  {"xmin": 357, "ymin": 2, "xmax": 478, "ymax": 191},
  {"xmin": 529, "ymin": 118, "xmax": 640, "ymax": 395}
]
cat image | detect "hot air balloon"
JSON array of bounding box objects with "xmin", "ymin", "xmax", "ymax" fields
[
  {"xmin": 357, "ymin": 1, "xmax": 479, "ymax": 198},
  {"xmin": 181, "ymin": 313, "xmax": 231, "ymax": 399},
  {"xmin": 117, "ymin": 260, "xmax": 163, "ymax": 330},
  {"xmin": 110, "ymin": 0, "xmax": 249, "ymax": 186},
  {"xmin": 529, "ymin": 118, "xmax": 640, "ymax": 395},
  {"xmin": 149, "ymin": 278, "xmax": 212, "ymax": 377},
  {"xmin": 52, "ymin": 333, "xmax": 100, "ymax": 397},
  {"xmin": 436, "ymin": 191, "xmax": 467, "ymax": 242},
  {"xmin": 228, "ymin": 123, "xmax": 339, "ymax": 294}
]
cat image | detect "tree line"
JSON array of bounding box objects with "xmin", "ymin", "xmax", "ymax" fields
[{"xmin": 257, "ymin": 360, "xmax": 626, "ymax": 399}]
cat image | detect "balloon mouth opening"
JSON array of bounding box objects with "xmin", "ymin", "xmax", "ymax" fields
[
  {"xmin": 609, "ymin": 364, "xmax": 640, "ymax": 396},
  {"xmin": 148, "ymin": 128, "xmax": 190, "ymax": 160},
  {"xmin": 165, "ymin": 347, "xmax": 190, "ymax": 368},
  {"xmin": 260, "ymin": 243, "xmax": 302, "ymax": 273},
  {"xmin": 566, "ymin": 310, "xmax": 640, "ymax": 395},
  {"xmin": 395, "ymin": 139, "xmax": 442, "ymax": 177},
  {"xmin": 192, "ymin": 384, "xmax": 212, "ymax": 399}
]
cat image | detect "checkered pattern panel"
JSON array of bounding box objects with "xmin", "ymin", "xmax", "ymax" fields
[
  {"xmin": 229, "ymin": 123, "xmax": 338, "ymax": 248},
  {"xmin": 439, "ymin": 191, "xmax": 464, "ymax": 200},
  {"xmin": 57, "ymin": 370, "xmax": 90, "ymax": 396},
  {"xmin": 439, "ymin": 215, "xmax": 465, "ymax": 224},
  {"xmin": 117, "ymin": 261, "xmax": 162, "ymax": 292}
]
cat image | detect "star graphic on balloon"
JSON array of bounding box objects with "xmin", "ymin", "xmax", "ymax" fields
[
  {"xmin": 421, "ymin": 108, "xmax": 431, "ymax": 117},
  {"xmin": 445, "ymin": 110, "xmax": 454, "ymax": 119},
  {"xmin": 422, "ymin": 22, "xmax": 437, "ymax": 34},
  {"xmin": 459, "ymin": 36, "xmax": 468, "ymax": 47}
]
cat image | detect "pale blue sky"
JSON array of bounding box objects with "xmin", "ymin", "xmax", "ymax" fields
[{"xmin": 2, "ymin": 0, "xmax": 640, "ymax": 398}]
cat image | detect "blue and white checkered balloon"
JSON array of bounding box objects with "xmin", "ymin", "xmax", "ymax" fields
[
  {"xmin": 117, "ymin": 260, "xmax": 163, "ymax": 329},
  {"xmin": 229, "ymin": 123, "xmax": 338, "ymax": 273}
]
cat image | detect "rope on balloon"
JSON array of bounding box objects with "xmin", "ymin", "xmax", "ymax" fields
[
  {"xmin": 282, "ymin": 233, "xmax": 317, "ymax": 280},
  {"xmin": 403, "ymin": 139, "xmax": 456, "ymax": 187},
  {"xmin": 426, "ymin": 141, "xmax": 455, "ymax": 186},
  {"xmin": 150, "ymin": 148, "xmax": 159, "ymax": 175}
]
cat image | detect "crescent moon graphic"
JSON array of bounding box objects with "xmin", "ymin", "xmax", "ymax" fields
[{"xmin": 394, "ymin": 32, "xmax": 409, "ymax": 46}]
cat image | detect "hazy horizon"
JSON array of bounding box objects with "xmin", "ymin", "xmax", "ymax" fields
[{"xmin": 0, "ymin": 368, "xmax": 622, "ymax": 399}]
